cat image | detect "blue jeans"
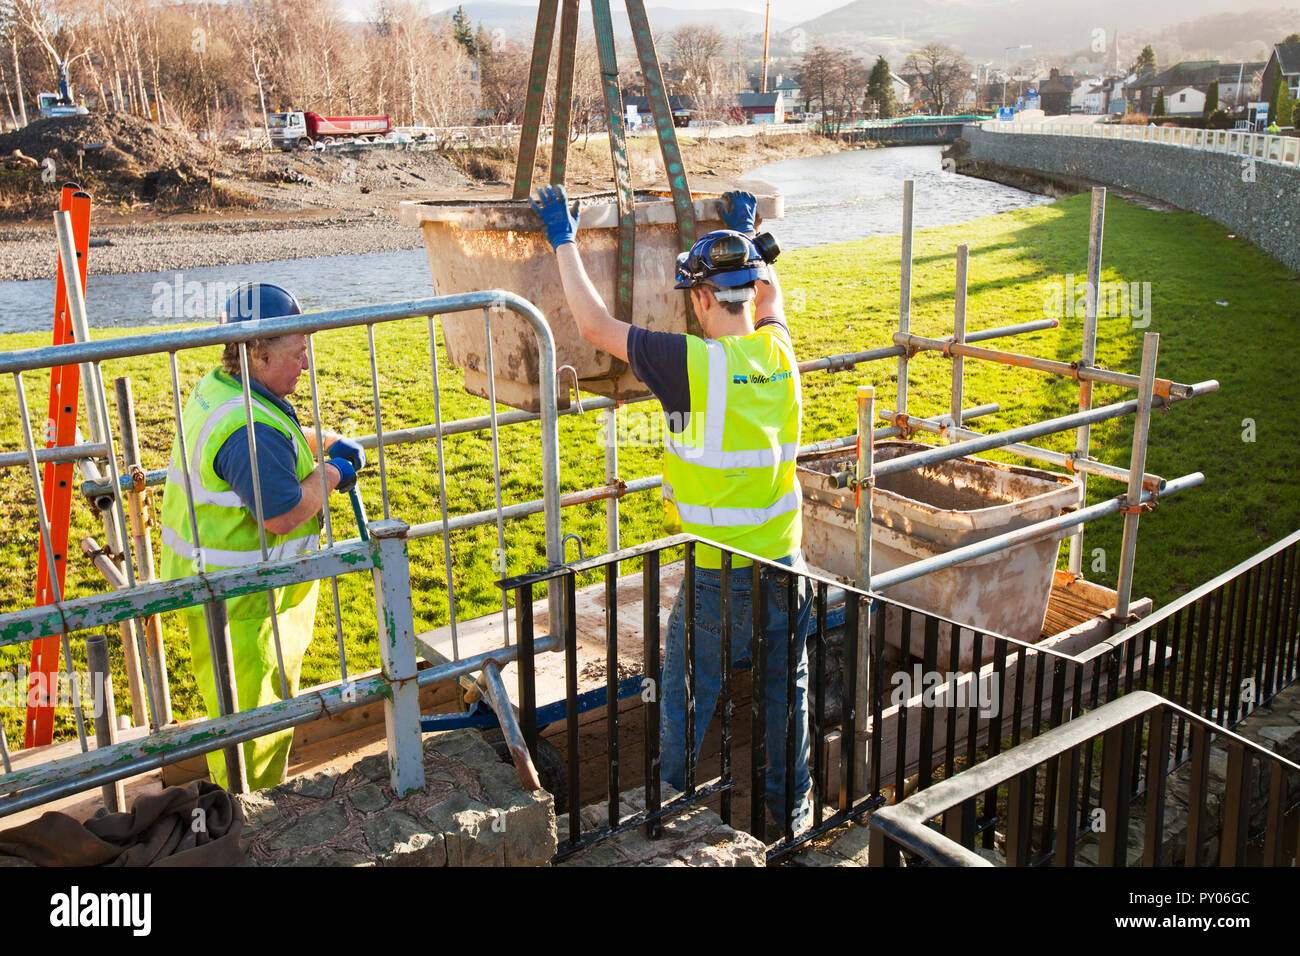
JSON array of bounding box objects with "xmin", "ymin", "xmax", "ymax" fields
[{"xmin": 660, "ymin": 552, "xmax": 814, "ymax": 826}]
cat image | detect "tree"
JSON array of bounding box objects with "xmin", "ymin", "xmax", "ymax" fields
[
  {"xmin": 1131, "ymin": 44, "xmax": 1156, "ymax": 77},
  {"xmin": 451, "ymin": 5, "xmax": 474, "ymax": 56},
  {"xmin": 1284, "ymin": 32, "xmax": 1300, "ymax": 43},
  {"xmin": 1203, "ymin": 79, "xmax": 1219, "ymax": 118},
  {"xmin": 1153, "ymin": 90, "xmax": 1165, "ymax": 116},
  {"xmin": 476, "ymin": 24, "xmax": 530, "ymax": 123},
  {"xmin": 904, "ymin": 42, "xmax": 971, "ymax": 116},
  {"xmin": 867, "ymin": 55, "xmax": 895, "ymax": 118},
  {"xmin": 668, "ymin": 23, "xmax": 725, "ymax": 117},
  {"xmin": 1267, "ymin": 59, "xmax": 1287, "ymax": 126},
  {"xmin": 797, "ymin": 43, "xmax": 868, "ymax": 134}
]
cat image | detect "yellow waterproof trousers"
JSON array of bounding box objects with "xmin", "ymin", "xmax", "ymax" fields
[{"xmin": 185, "ymin": 583, "xmax": 319, "ymax": 791}]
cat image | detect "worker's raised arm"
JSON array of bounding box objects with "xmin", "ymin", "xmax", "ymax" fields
[
  {"xmin": 532, "ymin": 186, "xmax": 630, "ymax": 363},
  {"xmin": 753, "ymin": 262, "xmax": 784, "ymax": 326}
]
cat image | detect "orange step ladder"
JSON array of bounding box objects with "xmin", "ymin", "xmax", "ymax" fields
[{"xmin": 25, "ymin": 185, "xmax": 92, "ymax": 748}]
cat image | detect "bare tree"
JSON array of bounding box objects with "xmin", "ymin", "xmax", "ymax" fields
[
  {"xmin": 668, "ymin": 22, "xmax": 724, "ymax": 107},
  {"xmin": 798, "ymin": 42, "xmax": 867, "ymax": 135},
  {"xmin": 904, "ymin": 42, "xmax": 971, "ymax": 116}
]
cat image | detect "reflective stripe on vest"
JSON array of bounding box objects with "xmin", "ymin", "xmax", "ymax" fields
[
  {"xmin": 160, "ymin": 524, "xmax": 318, "ymax": 568},
  {"xmin": 159, "ymin": 370, "xmax": 319, "ymax": 614},
  {"xmin": 661, "ymin": 326, "xmax": 802, "ymax": 568}
]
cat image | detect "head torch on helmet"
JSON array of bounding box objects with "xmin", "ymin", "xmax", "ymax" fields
[{"xmin": 674, "ymin": 230, "xmax": 769, "ymax": 290}]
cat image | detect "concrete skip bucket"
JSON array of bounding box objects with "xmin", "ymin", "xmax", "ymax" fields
[
  {"xmin": 399, "ymin": 189, "xmax": 782, "ymax": 411},
  {"xmin": 799, "ymin": 441, "xmax": 1084, "ymax": 669}
]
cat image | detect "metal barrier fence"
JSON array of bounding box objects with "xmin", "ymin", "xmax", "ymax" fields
[
  {"xmin": 869, "ymin": 691, "xmax": 1300, "ymax": 867},
  {"xmin": 0, "ymin": 274, "xmax": 565, "ymax": 807},
  {"xmin": 981, "ymin": 119, "xmax": 1300, "ymax": 168}
]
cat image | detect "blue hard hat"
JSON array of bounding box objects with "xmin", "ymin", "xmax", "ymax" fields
[
  {"xmin": 221, "ymin": 283, "xmax": 303, "ymax": 323},
  {"xmin": 674, "ymin": 230, "xmax": 768, "ymax": 290}
]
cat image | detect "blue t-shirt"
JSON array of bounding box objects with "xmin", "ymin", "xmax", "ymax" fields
[{"xmin": 211, "ymin": 377, "xmax": 306, "ymax": 521}]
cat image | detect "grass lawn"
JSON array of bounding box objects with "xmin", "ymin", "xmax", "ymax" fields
[{"xmin": 1, "ymin": 191, "xmax": 1297, "ymax": 749}]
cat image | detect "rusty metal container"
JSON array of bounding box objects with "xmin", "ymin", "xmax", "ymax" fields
[
  {"xmin": 398, "ymin": 189, "xmax": 782, "ymax": 411},
  {"xmin": 799, "ymin": 441, "xmax": 1084, "ymax": 668}
]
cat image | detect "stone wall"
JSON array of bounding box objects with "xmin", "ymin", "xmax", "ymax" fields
[
  {"xmin": 963, "ymin": 127, "xmax": 1300, "ymax": 273},
  {"xmin": 556, "ymin": 786, "xmax": 767, "ymax": 866},
  {"xmin": 236, "ymin": 729, "xmax": 556, "ymax": 866}
]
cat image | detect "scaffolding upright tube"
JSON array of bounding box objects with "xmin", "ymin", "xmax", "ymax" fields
[{"xmin": 1070, "ymin": 187, "xmax": 1106, "ymax": 575}]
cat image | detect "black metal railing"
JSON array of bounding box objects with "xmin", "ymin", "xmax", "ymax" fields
[
  {"xmin": 868, "ymin": 691, "xmax": 1300, "ymax": 867},
  {"xmin": 499, "ymin": 533, "xmax": 1082, "ymax": 861},
  {"xmin": 1095, "ymin": 529, "xmax": 1300, "ymax": 748},
  {"xmin": 497, "ymin": 529, "xmax": 1299, "ymax": 863}
]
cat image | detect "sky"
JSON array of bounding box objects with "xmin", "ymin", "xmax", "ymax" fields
[{"xmin": 338, "ymin": 0, "xmax": 852, "ymax": 24}]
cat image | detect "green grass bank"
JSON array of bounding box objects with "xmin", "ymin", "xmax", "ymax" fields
[{"xmin": 1, "ymin": 191, "xmax": 1297, "ymax": 748}]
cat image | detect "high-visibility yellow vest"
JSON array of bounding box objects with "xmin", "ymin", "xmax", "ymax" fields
[
  {"xmin": 661, "ymin": 325, "xmax": 803, "ymax": 569},
  {"xmin": 159, "ymin": 368, "xmax": 319, "ymax": 618}
]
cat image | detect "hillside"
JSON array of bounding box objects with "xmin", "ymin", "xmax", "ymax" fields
[{"xmin": 789, "ymin": 0, "xmax": 1298, "ymax": 61}]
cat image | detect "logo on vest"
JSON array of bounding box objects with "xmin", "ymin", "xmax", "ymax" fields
[{"xmin": 733, "ymin": 370, "xmax": 791, "ymax": 386}]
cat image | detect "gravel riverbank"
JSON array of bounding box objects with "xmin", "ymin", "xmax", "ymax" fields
[{"xmin": 0, "ymin": 213, "xmax": 424, "ymax": 281}]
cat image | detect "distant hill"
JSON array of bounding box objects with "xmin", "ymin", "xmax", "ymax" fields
[
  {"xmin": 788, "ymin": 0, "xmax": 1298, "ymax": 61},
  {"xmin": 430, "ymin": 3, "xmax": 793, "ymax": 40}
]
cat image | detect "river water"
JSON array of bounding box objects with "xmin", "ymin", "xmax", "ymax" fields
[
  {"xmin": 0, "ymin": 145, "xmax": 1049, "ymax": 333},
  {"xmin": 745, "ymin": 144, "xmax": 1052, "ymax": 250}
]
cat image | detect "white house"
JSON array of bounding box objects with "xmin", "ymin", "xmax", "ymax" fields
[
  {"xmin": 890, "ymin": 72, "xmax": 912, "ymax": 107},
  {"xmin": 1072, "ymin": 76, "xmax": 1101, "ymax": 111},
  {"xmin": 1164, "ymin": 86, "xmax": 1205, "ymax": 116}
]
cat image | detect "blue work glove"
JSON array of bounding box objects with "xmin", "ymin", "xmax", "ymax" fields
[
  {"xmin": 718, "ymin": 190, "xmax": 758, "ymax": 234},
  {"xmin": 327, "ymin": 436, "xmax": 366, "ymax": 471},
  {"xmin": 327, "ymin": 458, "xmax": 357, "ymax": 494},
  {"xmin": 529, "ymin": 185, "xmax": 580, "ymax": 249}
]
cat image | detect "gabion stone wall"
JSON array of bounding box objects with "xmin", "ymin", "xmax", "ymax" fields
[{"xmin": 964, "ymin": 127, "xmax": 1300, "ymax": 273}]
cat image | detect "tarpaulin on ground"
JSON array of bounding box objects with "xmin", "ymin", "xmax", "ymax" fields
[{"xmin": 0, "ymin": 781, "xmax": 244, "ymax": 866}]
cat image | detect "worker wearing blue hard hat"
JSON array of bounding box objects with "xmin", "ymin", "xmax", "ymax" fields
[
  {"xmin": 531, "ymin": 186, "xmax": 813, "ymax": 837},
  {"xmin": 158, "ymin": 282, "xmax": 365, "ymax": 791}
]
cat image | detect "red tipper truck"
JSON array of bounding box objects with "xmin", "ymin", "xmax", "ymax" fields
[{"xmin": 268, "ymin": 110, "xmax": 393, "ymax": 149}]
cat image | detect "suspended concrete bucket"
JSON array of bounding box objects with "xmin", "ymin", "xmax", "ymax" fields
[
  {"xmin": 799, "ymin": 441, "xmax": 1084, "ymax": 669},
  {"xmin": 399, "ymin": 189, "xmax": 782, "ymax": 412}
]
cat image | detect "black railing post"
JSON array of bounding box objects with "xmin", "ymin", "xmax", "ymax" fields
[
  {"xmin": 684, "ymin": 542, "xmax": 696, "ymax": 794},
  {"xmin": 945, "ymin": 623, "xmax": 960, "ymax": 782},
  {"xmin": 842, "ymin": 592, "xmax": 860, "ymax": 812},
  {"xmin": 1264, "ymin": 550, "xmax": 1286, "ymax": 702},
  {"xmin": 1185, "ymin": 723, "xmax": 1210, "ymax": 866},
  {"xmin": 918, "ymin": 614, "xmax": 938, "ymax": 793},
  {"xmin": 564, "ymin": 571, "xmax": 580, "ymax": 848},
  {"xmin": 514, "ymin": 583, "xmax": 538, "ymax": 761},
  {"xmin": 811, "ymin": 581, "xmax": 826, "ymax": 826},
  {"xmin": 720, "ymin": 552, "xmax": 733, "ymax": 826},
  {"xmin": 1141, "ymin": 705, "xmax": 1172, "ymax": 866},
  {"xmin": 643, "ymin": 548, "xmax": 661, "ymax": 839},
  {"xmin": 870, "ymin": 603, "xmax": 885, "ymax": 797},
  {"xmin": 1284, "ymin": 545, "xmax": 1299, "ymax": 686},
  {"xmin": 784, "ymin": 568, "xmax": 797, "ymax": 838},
  {"xmin": 750, "ymin": 563, "xmax": 767, "ymax": 837},
  {"xmin": 1053, "ymin": 743, "xmax": 1082, "ymax": 865},
  {"xmin": 1221, "ymin": 740, "xmax": 1251, "ymax": 866},
  {"xmin": 605, "ymin": 560, "xmax": 620, "ymax": 830}
]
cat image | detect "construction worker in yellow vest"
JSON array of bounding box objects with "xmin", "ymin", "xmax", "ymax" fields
[
  {"xmin": 531, "ymin": 187, "xmax": 813, "ymax": 835},
  {"xmin": 159, "ymin": 283, "xmax": 364, "ymax": 791}
]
